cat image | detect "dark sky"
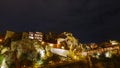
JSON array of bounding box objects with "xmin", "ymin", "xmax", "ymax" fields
[{"xmin": 0, "ymin": 0, "xmax": 120, "ymax": 42}]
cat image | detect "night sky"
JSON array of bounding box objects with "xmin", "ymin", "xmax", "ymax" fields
[{"xmin": 0, "ymin": 0, "xmax": 120, "ymax": 42}]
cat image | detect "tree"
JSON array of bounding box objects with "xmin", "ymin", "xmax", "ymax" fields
[{"xmin": 43, "ymin": 32, "xmax": 57, "ymax": 43}]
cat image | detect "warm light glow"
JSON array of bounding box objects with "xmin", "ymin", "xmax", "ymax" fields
[
  {"xmin": 74, "ymin": 55, "xmax": 77, "ymax": 59},
  {"xmin": 105, "ymin": 51, "xmax": 112, "ymax": 58},
  {"xmin": 49, "ymin": 43, "xmax": 54, "ymax": 47},
  {"xmin": 0, "ymin": 39, "xmax": 2, "ymax": 42},
  {"xmin": 81, "ymin": 52, "xmax": 87, "ymax": 56},
  {"xmin": 61, "ymin": 46, "xmax": 65, "ymax": 49},
  {"xmin": 41, "ymin": 41, "xmax": 45, "ymax": 45}
]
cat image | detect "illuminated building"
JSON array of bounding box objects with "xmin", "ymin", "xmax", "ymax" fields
[
  {"xmin": 110, "ymin": 40, "xmax": 119, "ymax": 45},
  {"xmin": 29, "ymin": 32, "xmax": 43, "ymax": 42}
]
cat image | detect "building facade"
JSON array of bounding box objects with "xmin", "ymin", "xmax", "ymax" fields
[{"xmin": 29, "ymin": 32, "xmax": 43, "ymax": 42}]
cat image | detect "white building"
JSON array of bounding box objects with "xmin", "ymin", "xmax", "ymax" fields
[{"xmin": 29, "ymin": 32, "xmax": 43, "ymax": 42}]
